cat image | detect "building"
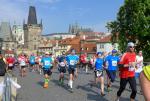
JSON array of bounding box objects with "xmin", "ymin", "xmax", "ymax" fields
[
  {"xmin": 12, "ymin": 25, "xmax": 24, "ymax": 45},
  {"xmin": 0, "ymin": 22, "xmax": 16, "ymax": 52},
  {"xmin": 96, "ymin": 35, "xmax": 118, "ymax": 53},
  {"xmin": 43, "ymin": 33, "xmax": 76, "ymax": 40},
  {"xmin": 23, "ymin": 6, "xmax": 42, "ymax": 51},
  {"xmin": 0, "ymin": 22, "xmax": 13, "ymax": 41},
  {"xmin": 58, "ymin": 36, "xmax": 97, "ymax": 56},
  {"xmin": 68, "ymin": 23, "xmax": 93, "ymax": 34}
]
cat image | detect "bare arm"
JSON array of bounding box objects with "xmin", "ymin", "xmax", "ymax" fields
[{"xmin": 140, "ymin": 72, "xmax": 150, "ymax": 101}]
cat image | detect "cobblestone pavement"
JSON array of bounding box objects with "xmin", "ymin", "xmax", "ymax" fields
[{"xmin": 15, "ymin": 67, "xmax": 144, "ymax": 101}]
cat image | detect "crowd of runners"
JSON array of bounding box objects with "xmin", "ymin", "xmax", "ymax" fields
[{"xmin": 1, "ymin": 42, "xmax": 150, "ymax": 101}]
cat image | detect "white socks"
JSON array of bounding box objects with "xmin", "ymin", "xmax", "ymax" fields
[{"xmin": 68, "ymin": 80, "xmax": 73, "ymax": 88}]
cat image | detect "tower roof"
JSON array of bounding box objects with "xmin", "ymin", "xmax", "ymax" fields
[
  {"xmin": 27, "ymin": 6, "xmax": 37, "ymax": 25},
  {"xmin": 0, "ymin": 22, "xmax": 13, "ymax": 41}
]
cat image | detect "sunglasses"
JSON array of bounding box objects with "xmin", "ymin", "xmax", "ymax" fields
[{"xmin": 129, "ymin": 46, "xmax": 134, "ymax": 48}]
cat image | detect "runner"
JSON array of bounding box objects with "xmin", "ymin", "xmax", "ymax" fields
[
  {"xmin": 57, "ymin": 51, "xmax": 67, "ymax": 85},
  {"xmin": 93, "ymin": 52, "xmax": 105, "ymax": 96},
  {"xmin": 66, "ymin": 49, "xmax": 79, "ymax": 92},
  {"xmin": 135, "ymin": 50, "xmax": 143, "ymax": 78},
  {"xmin": 89, "ymin": 55, "xmax": 96, "ymax": 70},
  {"xmin": 116, "ymin": 42, "xmax": 137, "ymax": 101},
  {"xmin": 80, "ymin": 53, "xmax": 88, "ymax": 73},
  {"xmin": 135, "ymin": 50, "xmax": 143, "ymax": 93},
  {"xmin": 105, "ymin": 49, "xmax": 120, "ymax": 92},
  {"xmin": 29, "ymin": 53, "xmax": 36, "ymax": 72},
  {"xmin": 41, "ymin": 52, "xmax": 53, "ymax": 88},
  {"xmin": 6, "ymin": 54, "xmax": 15, "ymax": 72},
  {"xmin": 18, "ymin": 53, "xmax": 28, "ymax": 77},
  {"xmin": 140, "ymin": 65, "xmax": 150, "ymax": 101},
  {"xmin": 36, "ymin": 55, "xmax": 42, "ymax": 74}
]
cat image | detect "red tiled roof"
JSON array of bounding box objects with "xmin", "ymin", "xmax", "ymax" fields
[
  {"xmin": 63, "ymin": 36, "xmax": 97, "ymax": 54},
  {"xmin": 98, "ymin": 35, "xmax": 112, "ymax": 43}
]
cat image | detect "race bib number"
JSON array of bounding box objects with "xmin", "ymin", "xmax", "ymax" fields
[
  {"xmin": 129, "ymin": 66, "xmax": 135, "ymax": 71},
  {"xmin": 9, "ymin": 63, "xmax": 13, "ymax": 66},
  {"xmin": 112, "ymin": 61, "xmax": 117, "ymax": 66},
  {"xmin": 70, "ymin": 60, "xmax": 75, "ymax": 65},
  {"xmin": 20, "ymin": 61, "xmax": 25, "ymax": 66},
  {"xmin": 31, "ymin": 59, "xmax": 34, "ymax": 62},
  {"xmin": 96, "ymin": 70, "xmax": 102, "ymax": 77},
  {"xmin": 59, "ymin": 62, "xmax": 65, "ymax": 67},
  {"xmin": 44, "ymin": 61, "xmax": 50, "ymax": 66}
]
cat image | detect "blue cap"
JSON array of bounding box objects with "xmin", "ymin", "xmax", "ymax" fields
[
  {"xmin": 97, "ymin": 52, "xmax": 103, "ymax": 55},
  {"xmin": 112, "ymin": 49, "xmax": 117, "ymax": 53},
  {"xmin": 70, "ymin": 48, "xmax": 76, "ymax": 53}
]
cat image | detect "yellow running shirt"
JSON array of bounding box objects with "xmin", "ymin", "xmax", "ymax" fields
[{"xmin": 143, "ymin": 65, "xmax": 150, "ymax": 81}]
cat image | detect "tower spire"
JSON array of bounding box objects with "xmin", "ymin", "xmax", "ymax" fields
[{"xmin": 27, "ymin": 6, "xmax": 37, "ymax": 25}]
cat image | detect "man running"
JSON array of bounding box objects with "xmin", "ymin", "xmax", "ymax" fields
[
  {"xmin": 18, "ymin": 53, "xmax": 28, "ymax": 77},
  {"xmin": 6, "ymin": 54, "xmax": 15, "ymax": 71},
  {"xmin": 66, "ymin": 49, "xmax": 79, "ymax": 92},
  {"xmin": 116, "ymin": 42, "xmax": 137, "ymax": 101},
  {"xmin": 140, "ymin": 65, "xmax": 150, "ymax": 101},
  {"xmin": 80, "ymin": 53, "xmax": 88, "ymax": 73},
  {"xmin": 29, "ymin": 53, "xmax": 36, "ymax": 72},
  {"xmin": 57, "ymin": 51, "xmax": 67, "ymax": 85},
  {"xmin": 105, "ymin": 49, "xmax": 120, "ymax": 92},
  {"xmin": 41, "ymin": 52, "xmax": 53, "ymax": 88}
]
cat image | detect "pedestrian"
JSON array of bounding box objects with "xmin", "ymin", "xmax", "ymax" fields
[
  {"xmin": 57, "ymin": 51, "xmax": 67, "ymax": 85},
  {"xmin": 41, "ymin": 52, "xmax": 53, "ymax": 88},
  {"xmin": 18, "ymin": 53, "xmax": 28, "ymax": 77},
  {"xmin": 80, "ymin": 53, "xmax": 88, "ymax": 73},
  {"xmin": 66, "ymin": 49, "xmax": 79, "ymax": 92},
  {"xmin": 29, "ymin": 53, "xmax": 36, "ymax": 72},
  {"xmin": 135, "ymin": 51, "xmax": 143, "ymax": 78},
  {"xmin": 116, "ymin": 42, "xmax": 137, "ymax": 101},
  {"xmin": 0, "ymin": 53, "xmax": 7, "ymax": 76},
  {"xmin": 6, "ymin": 54, "xmax": 15, "ymax": 72},
  {"xmin": 94, "ymin": 52, "xmax": 105, "ymax": 96},
  {"xmin": 105, "ymin": 49, "xmax": 120, "ymax": 92},
  {"xmin": 140, "ymin": 65, "xmax": 150, "ymax": 101}
]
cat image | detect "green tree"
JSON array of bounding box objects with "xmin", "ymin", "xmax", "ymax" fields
[{"xmin": 107, "ymin": 0, "xmax": 150, "ymax": 60}]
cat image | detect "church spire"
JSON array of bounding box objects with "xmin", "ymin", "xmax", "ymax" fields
[{"xmin": 27, "ymin": 6, "xmax": 37, "ymax": 25}]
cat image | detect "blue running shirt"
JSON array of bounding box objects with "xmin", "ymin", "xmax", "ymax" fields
[
  {"xmin": 29, "ymin": 56, "xmax": 35, "ymax": 64},
  {"xmin": 66, "ymin": 54, "xmax": 79, "ymax": 67},
  {"xmin": 58, "ymin": 55, "xmax": 66, "ymax": 62},
  {"xmin": 41, "ymin": 57, "xmax": 52, "ymax": 69},
  {"xmin": 105, "ymin": 55, "xmax": 120, "ymax": 70},
  {"xmin": 95, "ymin": 58, "xmax": 104, "ymax": 70}
]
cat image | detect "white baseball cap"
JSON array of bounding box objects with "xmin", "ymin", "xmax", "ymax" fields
[
  {"xmin": 45, "ymin": 52, "xmax": 49, "ymax": 54},
  {"xmin": 127, "ymin": 42, "xmax": 134, "ymax": 47}
]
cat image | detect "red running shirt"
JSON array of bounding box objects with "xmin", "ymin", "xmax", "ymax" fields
[
  {"xmin": 6, "ymin": 57, "xmax": 15, "ymax": 66},
  {"xmin": 80, "ymin": 54, "xmax": 87, "ymax": 63},
  {"xmin": 119, "ymin": 52, "xmax": 136, "ymax": 78}
]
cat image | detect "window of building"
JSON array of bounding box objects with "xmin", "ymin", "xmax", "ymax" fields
[
  {"xmin": 6, "ymin": 44, "xmax": 8, "ymax": 47},
  {"xmin": 99, "ymin": 43, "xmax": 104, "ymax": 49},
  {"xmin": 93, "ymin": 47, "xmax": 96, "ymax": 51},
  {"xmin": 34, "ymin": 45, "xmax": 36, "ymax": 50}
]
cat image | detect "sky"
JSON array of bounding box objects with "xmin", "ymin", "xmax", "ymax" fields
[{"xmin": 0, "ymin": 0, "xmax": 124, "ymax": 34}]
